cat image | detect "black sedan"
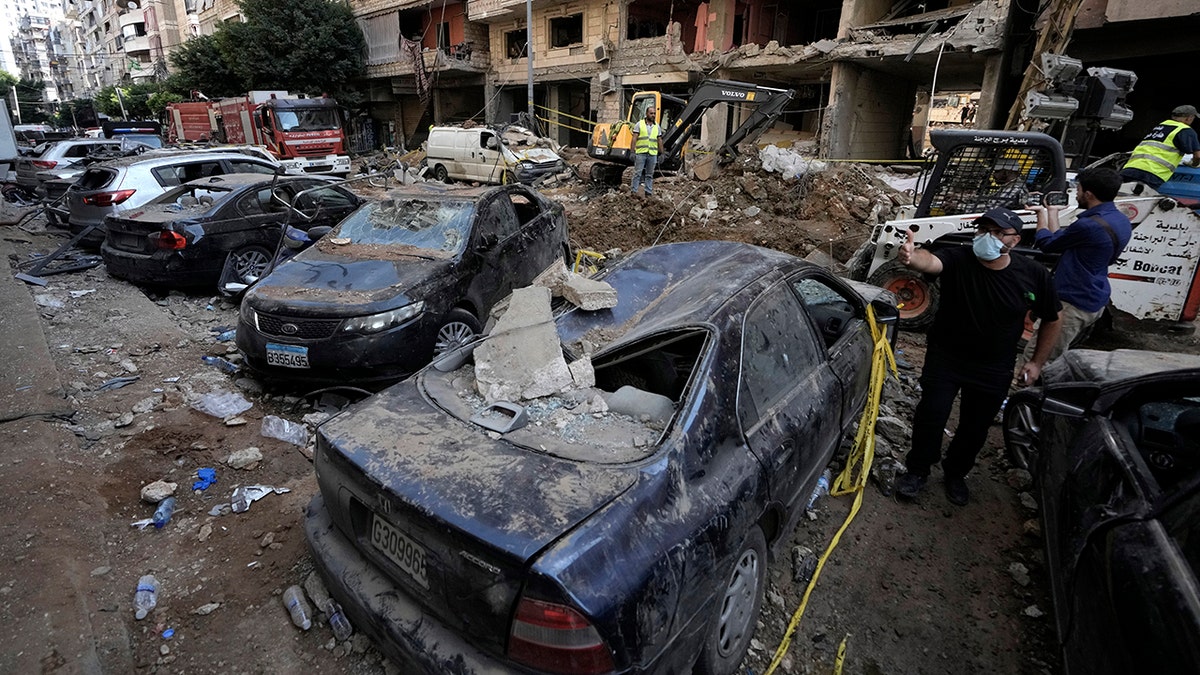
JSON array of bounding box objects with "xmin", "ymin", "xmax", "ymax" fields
[
  {"xmin": 100, "ymin": 173, "xmax": 360, "ymax": 288},
  {"xmin": 1004, "ymin": 349, "xmax": 1200, "ymax": 674},
  {"xmin": 305, "ymin": 241, "xmax": 898, "ymax": 674},
  {"xmin": 236, "ymin": 183, "xmax": 569, "ymax": 385}
]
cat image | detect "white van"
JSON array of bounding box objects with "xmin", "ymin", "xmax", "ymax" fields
[{"xmin": 425, "ymin": 126, "xmax": 565, "ymax": 185}]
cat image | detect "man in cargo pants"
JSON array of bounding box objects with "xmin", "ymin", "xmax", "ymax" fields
[{"xmin": 630, "ymin": 106, "xmax": 663, "ymax": 197}]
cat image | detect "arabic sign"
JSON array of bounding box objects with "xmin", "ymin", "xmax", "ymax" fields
[{"xmin": 1109, "ymin": 209, "xmax": 1200, "ymax": 321}]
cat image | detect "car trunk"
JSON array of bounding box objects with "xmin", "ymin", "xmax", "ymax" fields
[
  {"xmin": 104, "ymin": 210, "xmax": 185, "ymax": 254},
  {"xmin": 315, "ymin": 379, "xmax": 639, "ymax": 657}
]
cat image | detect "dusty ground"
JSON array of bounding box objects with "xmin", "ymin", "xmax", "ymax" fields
[{"xmin": 1, "ymin": 156, "xmax": 1197, "ymax": 675}]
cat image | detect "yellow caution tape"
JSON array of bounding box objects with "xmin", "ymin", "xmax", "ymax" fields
[
  {"xmin": 533, "ymin": 103, "xmax": 596, "ymax": 127},
  {"xmin": 834, "ymin": 634, "xmax": 849, "ymax": 674},
  {"xmin": 572, "ymin": 249, "xmax": 606, "ymax": 274},
  {"xmin": 763, "ymin": 306, "xmax": 897, "ymax": 675},
  {"xmin": 535, "ymin": 115, "xmax": 595, "ymax": 137}
]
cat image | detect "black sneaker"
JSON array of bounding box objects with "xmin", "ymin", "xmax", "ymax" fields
[
  {"xmin": 944, "ymin": 475, "xmax": 970, "ymax": 506},
  {"xmin": 895, "ymin": 472, "xmax": 928, "ymax": 500}
]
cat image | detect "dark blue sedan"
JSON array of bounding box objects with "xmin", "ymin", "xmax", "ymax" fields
[{"xmin": 305, "ymin": 241, "xmax": 898, "ymax": 674}]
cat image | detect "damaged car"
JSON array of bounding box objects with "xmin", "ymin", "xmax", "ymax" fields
[
  {"xmin": 236, "ymin": 182, "xmax": 569, "ymax": 384},
  {"xmin": 1003, "ymin": 349, "xmax": 1200, "ymax": 674},
  {"xmin": 101, "ymin": 173, "xmax": 361, "ymax": 288},
  {"xmin": 305, "ymin": 241, "xmax": 899, "ymax": 674}
]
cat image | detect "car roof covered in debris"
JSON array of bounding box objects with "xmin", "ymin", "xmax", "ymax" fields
[
  {"xmin": 382, "ymin": 182, "xmax": 508, "ymax": 202},
  {"xmin": 557, "ymin": 240, "xmax": 806, "ymax": 350}
]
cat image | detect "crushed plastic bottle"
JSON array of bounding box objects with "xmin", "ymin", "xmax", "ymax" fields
[
  {"xmin": 134, "ymin": 575, "xmax": 159, "ymax": 620},
  {"xmin": 282, "ymin": 585, "xmax": 312, "ymax": 630},
  {"xmin": 200, "ymin": 355, "xmax": 240, "ymax": 374},
  {"xmin": 152, "ymin": 497, "xmax": 176, "ymax": 529},
  {"xmin": 806, "ymin": 469, "xmax": 833, "ymax": 510},
  {"xmin": 261, "ymin": 415, "xmax": 308, "ymax": 447},
  {"xmin": 326, "ymin": 600, "xmax": 353, "ymax": 641}
]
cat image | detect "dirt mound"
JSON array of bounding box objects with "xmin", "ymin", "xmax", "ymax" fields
[{"xmin": 548, "ymin": 158, "xmax": 901, "ymax": 266}]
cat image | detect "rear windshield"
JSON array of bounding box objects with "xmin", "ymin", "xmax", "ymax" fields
[
  {"xmin": 77, "ymin": 167, "xmax": 118, "ymax": 191},
  {"xmin": 148, "ymin": 183, "xmax": 237, "ymax": 212},
  {"xmin": 330, "ymin": 198, "xmax": 473, "ymax": 254}
]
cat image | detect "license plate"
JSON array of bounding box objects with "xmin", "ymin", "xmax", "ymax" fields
[
  {"xmin": 371, "ymin": 514, "xmax": 429, "ymax": 588},
  {"xmin": 266, "ymin": 343, "xmax": 309, "ymax": 368}
]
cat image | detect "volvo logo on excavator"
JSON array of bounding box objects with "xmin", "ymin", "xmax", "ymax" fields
[{"xmin": 721, "ymin": 90, "xmax": 748, "ymax": 99}]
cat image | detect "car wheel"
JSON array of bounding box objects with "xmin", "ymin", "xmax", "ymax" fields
[
  {"xmin": 229, "ymin": 245, "xmax": 273, "ymax": 285},
  {"xmin": 1003, "ymin": 389, "xmax": 1043, "ymax": 476},
  {"xmin": 867, "ymin": 260, "xmax": 939, "ymax": 331},
  {"xmin": 433, "ymin": 164, "xmax": 449, "ymax": 182},
  {"xmin": 696, "ymin": 526, "xmax": 767, "ymax": 675},
  {"xmin": 434, "ymin": 308, "xmax": 481, "ymax": 356}
]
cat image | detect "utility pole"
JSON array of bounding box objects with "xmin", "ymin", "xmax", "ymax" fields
[
  {"xmin": 10, "ymin": 87, "xmax": 21, "ymax": 124},
  {"xmin": 526, "ymin": 0, "xmax": 534, "ymax": 125},
  {"xmin": 115, "ymin": 86, "xmax": 128, "ymax": 119}
]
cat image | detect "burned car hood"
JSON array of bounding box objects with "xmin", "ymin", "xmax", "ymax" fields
[
  {"xmin": 318, "ymin": 379, "xmax": 638, "ymax": 561},
  {"xmin": 248, "ymin": 250, "xmax": 453, "ymax": 310}
]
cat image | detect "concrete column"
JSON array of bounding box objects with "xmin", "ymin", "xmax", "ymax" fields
[
  {"xmin": 976, "ymin": 54, "xmax": 1004, "ymax": 131},
  {"xmin": 484, "ymin": 77, "xmax": 498, "ymax": 126},
  {"xmin": 911, "ymin": 89, "xmax": 931, "ymax": 156},
  {"xmin": 822, "ymin": 62, "xmax": 857, "ymax": 159},
  {"xmin": 547, "ymin": 85, "xmax": 564, "ymax": 144},
  {"xmin": 837, "ymin": 0, "xmax": 893, "ymax": 39}
]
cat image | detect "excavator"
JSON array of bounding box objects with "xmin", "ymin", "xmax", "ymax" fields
[{"xmin": 586, "ymin": 78, "xmax": 795, "ymax": 184}]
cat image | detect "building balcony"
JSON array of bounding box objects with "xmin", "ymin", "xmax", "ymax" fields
[
  {"xmin": 124, "ymin": 35, "xmax": 151, "ymax": 56},
  {"xmin": 119, "ymin": 9, "xmax": 145, "ymax": 29},
  {"xmin": 467, "ymin": 0, "xmax": 555, "ymax": 23},
  {"xmin": 366, "ymin": 45, "xmax": 487, "ymax": 79}
]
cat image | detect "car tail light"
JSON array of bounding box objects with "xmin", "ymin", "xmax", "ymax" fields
[
  {"xmin": 82, "ymin": 189, "xmax": 136, "ymax": 207},
  {"xmin": 148, "ymin": 231, "xmax": 187, "ymax": 250},
  {"xmin": 31, "ymin": 160, "xmax": 58, "ymax": 169},
  {"xmin": 508, "ymin": 597, "xmax": 614, "ymax": 674}
]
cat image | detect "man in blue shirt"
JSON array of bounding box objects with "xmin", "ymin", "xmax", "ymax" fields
[{"xmin": 1023, "ymin": 167, "xmax": 1131, "ymax": 367}]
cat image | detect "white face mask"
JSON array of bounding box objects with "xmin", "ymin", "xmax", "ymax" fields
[{"xmin": 972, "ymin": 232, "xmax": 1006, "ymax": 261}]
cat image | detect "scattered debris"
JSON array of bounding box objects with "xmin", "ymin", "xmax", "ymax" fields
[
  {"xmin": 261, "ymin": 415, "xmax": 308, "ymax": 447},
  {"xmin": 190, "ymin": 390, "xmax": 252, "ymax": 418},
  {"xmin": 225, "ymin": 447, "xmax": 263, "ymax": 470},
  {"xmin": 141, "ymin": 480, "xmax": 178, "ymax": 503},
  {"xmin": 97, "ymin": 376, "xmax": 140, "ymax": 391},
  {"xmin": 193, "ymin": 468, "xmax": 217, "ymax": 491},
  {"xmin": 474, "ymin": 287, "xmax": 573, "ymax": 402},
  {"xmin": 230, "ymin": 484, "xmax": 291, "ymax": 513}
]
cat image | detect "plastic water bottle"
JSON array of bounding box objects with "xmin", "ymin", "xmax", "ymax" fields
[
  {"xmin": 200, "ymin": 355, "xmax": 240, "ymax": 374},
  {"xmin": 152, "ymin": 497, "xmax": 176, "ymax": 529},
  {"xmin": 806, "ymin": 469, "xmax": 833, "ymax": 510},
  {"xmin": 326, "ymin": 600, "xmax": 353, "ymax": 641},
  {"xmin": 282, "ymin": 585, "xmax": 312, "ymax": 630},
  {"xmin": 134, "ymin": 575, "xmax": 159, "ymax": 620}
]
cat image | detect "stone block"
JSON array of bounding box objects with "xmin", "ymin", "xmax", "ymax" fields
[
  {"xmin": 562, "ymin": 274, "xmax": 618, "ymax": 311},
  {"xmin": 474, "ymin": 287, "xmax": 573, "ymax": 403}
]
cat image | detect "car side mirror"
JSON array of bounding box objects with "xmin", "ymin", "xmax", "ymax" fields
[{"xmin": 307, "ymin": 225, "xmax": 332, "ymax": 240}]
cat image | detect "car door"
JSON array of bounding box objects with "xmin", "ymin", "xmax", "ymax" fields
[
  {"xmin": 738, "ymin": 281, "xmax": 842, "ymax": 512},
  {"xmin": 1047, "ymin": 378, "xmax": 1200, "ymax": 674},
  {"xmin": 465, "ymin": 194, "xmax": 524, "ymax": 313},
  {"xmin": 508, "ymin": 187, "xmax": 564, "ymax": 281},
  {"xmin": 789, "ymin": 272, "xmax": 872, "ymax": 430},
  {"xmin": 479, "ymin": 130, "xmax": 509, "ymax": 183}
]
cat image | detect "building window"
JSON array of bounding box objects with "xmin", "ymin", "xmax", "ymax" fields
[
  {"xmin": 549, "ymin": 14, "xmax": 582, "ymax": 48},
  {"xmin": 505, "ymin": 29, "xmax": 527, "ymax": 59}
]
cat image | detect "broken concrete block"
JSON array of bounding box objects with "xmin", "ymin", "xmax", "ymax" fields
[
  {"xmin": 562, "ymin": 275, "xmax": 618, "ymax": 311},
  {"xmin": 474, "ymin": 287, "xmax": 573, "ymax": 403},
  {"xmin": 141, "ymin": 480, "xmax": 178, "ymax": 503},
  {"xmin": 225, "ymin": 446, "xmax": 263, "ymax": 470},
  {"xmin": 532, "ymin": 260, "xmax": 571, "ymax": 297},
  {"xmin": 568, "ymin": 357, "xmax": 595, "ymax": 389},
  {"xmin": 604, "ymin": 386, "xmax": 674, "ymax": 426},
  {"xmin": 132, "ymin": 395, "xmax": 162, "ymax": 415}
]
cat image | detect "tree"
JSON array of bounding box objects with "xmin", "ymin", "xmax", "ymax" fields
[
  {"xmin": 15, "ymin": 78, "xmax": 50, "ymax": 123},
  {"xmin": 216, "ymin": 0, "xmax": 366, "ymax": 98},
  {"xmin": 168, "ymin": 34, "xmax": 245, "ymax": 98},
  {"xmin": 0, "ymin": 70, "xmax": 17, "ymax": 104}
]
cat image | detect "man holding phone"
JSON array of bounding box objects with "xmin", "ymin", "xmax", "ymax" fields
[{"xmin": 1023, "ymin": 167, "xmax": 1131, "ymax": 367}]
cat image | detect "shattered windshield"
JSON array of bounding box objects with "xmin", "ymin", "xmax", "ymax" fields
[
  {"xmin": 331, "ymin": 199, "xmax": 474, "ymax": 255},
  {"xmin": 274, "ymin": 108, "xmax": 340, "ymax": 132}
]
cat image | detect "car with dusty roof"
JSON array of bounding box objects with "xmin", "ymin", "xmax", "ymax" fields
[
  {"xmin": 101, "ymin": 173, "xmax": 361, "ymax": 289},
  {"xmin": 56, "ymin": 150, "xmax": 281, "ymax": 244},
  {"xmin": 304, "ymin": 240, "xmax": 898, "ymax": 675},
  {"xmin": 14, "ymin": 138, "xmax": 128, "ymax": 192},
  {"xmin": 1003, "ymin": 349, "xmax": 1200, "ymax": 675},
  {"xmin": 236, "ymin": 182, "xmax": 569, "ymax": 384}
]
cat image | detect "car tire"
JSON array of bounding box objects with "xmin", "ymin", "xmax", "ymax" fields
[
  {"xmin": 1003, "ymin": 389, "xmax": 1043, "ymax": 477},
  {"xmin": 696, "ymin": 526, "xmax": 767, "ymax": 675},
  {"xmin": 866, "ymin": 260, "xmax": 939, "ymax": 331},
  {"xmin": 434, "ymin": 308, "xmax": 481, "ymax": 356},
  {"xmin": 433, "ymin": 165, "xmax": 449, "ymax": 183},
  {"xmin": 229, "ymin": 245, "xmax": 273, "ymax": 285}
]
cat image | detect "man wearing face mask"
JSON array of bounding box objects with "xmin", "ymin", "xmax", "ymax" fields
[{"xmin": 893, "ymin": 207, "xmax": 1062, "ymax": 505}]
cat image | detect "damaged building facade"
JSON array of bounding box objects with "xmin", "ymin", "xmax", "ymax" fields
[{"xmin": 348, "ymin": 0, "xmax": 1199, "ymax": 161}]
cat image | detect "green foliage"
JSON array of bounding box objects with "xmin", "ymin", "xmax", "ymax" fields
[
  {"xmin": 0, "ymin": 70, "xmax": 17, "ymax": 100},
  {"xmin": 147, "ymin": 90, "xmax": 183, "ymax": 113},
  {"xmin": 168, "ymin": 34, "xmax": 245, "ymax": 98},
  {"xmin": 168, "ymin": 0, "xmax": 365, "ymax": 100},
  {"xmin": 92, "ymin": 82, "xmax": 176, "ymax": 119},
  {"xmin": 15, "ymin": 78, "xmax": 50, "ymax": 123},
  {"xmin": 51, "ymin": 99, "xmax": 97, "ymax": 128}
]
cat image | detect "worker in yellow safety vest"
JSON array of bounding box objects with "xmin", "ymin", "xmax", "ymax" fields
[
  {"xmin": 630, "ymin": 105, "xmax": 663, "ymax": 197},
  {"xmin": 1120, "ymin": 104, "xmax": 1200, "ymax": 189}
]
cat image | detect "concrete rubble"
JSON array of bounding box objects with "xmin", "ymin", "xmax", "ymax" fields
[{"xmin": 474, "ymin": 286, "xmax": 576, "ymax": 403}]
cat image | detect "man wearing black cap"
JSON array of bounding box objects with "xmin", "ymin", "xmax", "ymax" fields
[
  {"xmin": 1120, "ymin": 105, "xmax": 1200, "ymax": 189},
  {"xmin": 894, "ymin": 207, "xmax": 1062, "ymax": 505}
]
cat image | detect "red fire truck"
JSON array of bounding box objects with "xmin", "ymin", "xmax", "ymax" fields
[{"xmin": 166, "ymin": 91, "xmax": 350, "ymax": 176}]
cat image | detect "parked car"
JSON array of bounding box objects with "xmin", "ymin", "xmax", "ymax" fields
[
  {"xmin": 1003, "ymin": 348, "xmax": 1200, "ymax": 674},
  {"xmin": 14, "ymin": 138, "xmax": 127, "ymax": 191},
  {"xmin": 236, "ymin": 182, "xmax": 569, "ymax": 384},
  {"xmin": 304, "ymin": 240, "xmax": 899, "ymax": 674},
  {"xmin": 425, "ymin": 125, "xmax": 566, "ymax": 185},
  {"xmin": 101, "ymin": 173, "xmax": 361, "ymax": 289},
  {"xmin": 56, "ymin": 150, "xmax": 281, "ymax": 244}
]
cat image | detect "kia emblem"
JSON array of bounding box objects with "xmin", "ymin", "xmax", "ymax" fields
[{"xmin": 281, "ymin": 323, "xmax": 299, "ymax": 335}]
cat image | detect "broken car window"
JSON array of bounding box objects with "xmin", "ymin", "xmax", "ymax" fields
[
  {"xmin": 792, "ymin": 276, "xmax": 860, "ymax": 349},
  {"xmin": 739, "ymin": 284, "xmax": 822, "ymax": 428},
  {"xmin": 331, "ymin": 199, "xmax": 474, "ymax": 254}
]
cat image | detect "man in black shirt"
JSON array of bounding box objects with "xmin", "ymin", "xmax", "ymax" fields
[{"xmin": 895, "ymin": 208, "xmax": 1062, "ymax": 505}]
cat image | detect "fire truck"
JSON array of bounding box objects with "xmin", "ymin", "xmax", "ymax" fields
[{"xmin": 166, "ymin": 91, "xmax": 350, "ymax": 176}]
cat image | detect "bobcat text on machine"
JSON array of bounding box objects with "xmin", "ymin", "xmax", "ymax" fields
[
  {"xmin": 849, "ymin": 129, "xmax": 1200, "ymax": 329},
  {"xmin": 166, "ymin": 91, "xmax": 350, "ymax": 176},
  {"xmin": 586, "ymin": 78, "xmax": 794, "ymax": 183}
]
